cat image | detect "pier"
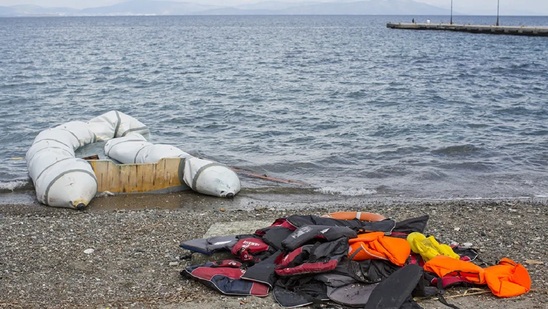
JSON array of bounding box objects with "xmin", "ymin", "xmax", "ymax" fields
[{"xmin": 386, "ymin": 23, "xmax": 548, "ymax": 37}]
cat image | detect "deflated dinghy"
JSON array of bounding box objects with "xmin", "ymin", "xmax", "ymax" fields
[
  {"xmin": 26, "ymin": 111, "xmax": 149, "ymax": 209},
  {"xmin": 26, "ymin": 110, "xmax": 241, "ymax": 209}
]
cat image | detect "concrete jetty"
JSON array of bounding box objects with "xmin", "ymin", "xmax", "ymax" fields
[{"xmin": 386, "ymin": 22, "xmax": 548, "ymax": 37}]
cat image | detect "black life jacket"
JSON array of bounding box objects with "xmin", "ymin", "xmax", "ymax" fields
[
  {"xmin": 364, "ymin": 264, "xmax": 424, "ymax": 309},
  {"xmin": 281, "ymin": 224, "xmax": 357, "ymax": 251},
  {"xmin": 181, "ymin": 259, "xmax": 270, "ymax": 297},
  {"xmin": 179, "ymin": 235, "xmax": 239, "ymax": 255},
  {"xmin": 275, "ymin": 237, "xmax": 349, "ymax": 277}
]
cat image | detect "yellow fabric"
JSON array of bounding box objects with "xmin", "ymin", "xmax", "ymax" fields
[{"xmin": 406, "ymin": 232, "xmax": 459, "ymax": 261}]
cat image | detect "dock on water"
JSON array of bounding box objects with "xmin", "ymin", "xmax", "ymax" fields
[{"xmin": 386, "ymin": 23, "xmax": 548, "ymax": 37}]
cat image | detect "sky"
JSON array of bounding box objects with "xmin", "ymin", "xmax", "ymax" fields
[{"xmin": 0, "ymin": 0, "xmax": 547, "ymax": 15}]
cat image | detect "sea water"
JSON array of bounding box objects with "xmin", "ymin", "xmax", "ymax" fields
[{"xmin": 0, "ymin": 15, "xmax": 547, "ymax": 201}]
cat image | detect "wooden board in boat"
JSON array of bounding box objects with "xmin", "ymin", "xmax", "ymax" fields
[{"xmin": 88, "ymin": 158, "xmax": 188, "ymax": 193}]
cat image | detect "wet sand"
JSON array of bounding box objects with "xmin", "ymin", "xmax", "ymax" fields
[{"xmin": 0, "ymin": 191, "xmax": 546, "ymax": 308}]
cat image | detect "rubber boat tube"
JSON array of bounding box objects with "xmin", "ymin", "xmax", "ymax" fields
[
  {"xmin": 104, "ymin": 132, "xmax": 191, "ymax": 163},
  {"xmin": 26, "ymin": 111, "xmax": 149, "ymax": 209}
]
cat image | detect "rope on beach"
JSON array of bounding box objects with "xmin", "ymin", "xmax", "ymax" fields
[
  {"xmin": 446, "ymin": 288, "xmax": 491, "ymax": 298},
  {"xmin": 414, "ymin": 288, "xmax": 490, "ymax": 307},
  {"xmin": 231, "ymin": 167, "xmax": 308, "ymax": 185},
  {"xmin": 431, "ymin": 287, "xmax": 546, "ymax": 300}
]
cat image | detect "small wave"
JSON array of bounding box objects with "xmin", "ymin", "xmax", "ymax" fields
[
  {"xmin": 431, "ymin": 144, "xmax": 480, "ymax": 157},
  {"xmin": 346, "ymin": 89, "xmax": 367, "ymax": 99},
  {"xmin": 316, "ymin": 186, "xmax": 377, "ymax": 196},
  {"xmin": 0, "ymin": 179, "xmax": 31, "ymax": 193}
]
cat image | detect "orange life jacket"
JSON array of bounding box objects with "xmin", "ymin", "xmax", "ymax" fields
[
  {"xmin": 423, "ymin": 255, "xmax": 485, "ymax": 285},
  {"xmin": 348, "ymin": 232, "xmax": 411, "ymax": 266},
  {"xmin": 484, "ymin": 257, "xmax": 531, "ymax": 298},
  {"xmin": 424, "ymin": 256, "xmax": 532, "ymax": 298}
]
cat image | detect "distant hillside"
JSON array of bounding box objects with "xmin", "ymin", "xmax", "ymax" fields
[
  {"xmin": 0, "ymin": 6, "xmax": 17, "ymax": 16},
  {"xmin": 270, "ymin": 0, "xmax": 448, "ymax": 15},
  {"xmin": 202, "ymin": 0, "xmax": 449, "ymax": 16},
  {"xmin": 0, "ymin": 0, "xmax": 450, "ymax": 17},
  {"xmin": 80, "ymin": 0, "xmax": 218, "ymax": 16},
  {"xmin": 0, "ymin": 4, "xmax": 79, "ymax": 16}
]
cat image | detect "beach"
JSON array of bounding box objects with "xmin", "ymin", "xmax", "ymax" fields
[{"xmin": 1, "ymin": 192, "xmax": 546, "ymax": 308}]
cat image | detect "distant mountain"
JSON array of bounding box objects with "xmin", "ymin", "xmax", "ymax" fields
[
  {"xmin": 0, "ymin": 6, "xmax": 17, "ymax": 16},
  {"xmin": 0, "ymin": 4, "xmax": 78, "ymax": 16},
  {"xmin": 0, "ymin": 0, "xmax": 450, "ymax": 17},
  {"xmin": 80, "ymin": 0, "xmax": 219, "ymax": 16},
  {"xmin": 201, "ymin": 0, "xmax": 449, "ymax": 16},
  {"xmin": 266, "ymin": 0, "xmax": 449, "ymax": 15}
]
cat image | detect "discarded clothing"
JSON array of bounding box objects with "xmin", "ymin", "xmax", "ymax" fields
[{"xmin": 179, "ymin": 212, "xmax": 531, "ymax": 307}]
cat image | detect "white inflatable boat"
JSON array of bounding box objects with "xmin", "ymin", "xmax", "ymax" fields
[{"xmin": 26, "ymin": 111, "xmax": 241, "ymax": 209}]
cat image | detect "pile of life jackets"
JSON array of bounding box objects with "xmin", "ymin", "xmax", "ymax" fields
[{"xmin": 179, "ymin": 211, "xmax": 531, "ymax": 308}]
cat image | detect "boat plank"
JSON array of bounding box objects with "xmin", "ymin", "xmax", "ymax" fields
[{"xmin": 88, "ymin": 158, "xmax": 187, "ymax": 194}]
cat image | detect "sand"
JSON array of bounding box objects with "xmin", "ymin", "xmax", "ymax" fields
[{"xmin": 0, "ymin": 191, "xmax": 546, "ymax": 308}]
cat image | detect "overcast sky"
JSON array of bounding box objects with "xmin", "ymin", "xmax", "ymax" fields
[{"xmin": 1, "ymin": 0, "xmax": 547, "ymax": 15}]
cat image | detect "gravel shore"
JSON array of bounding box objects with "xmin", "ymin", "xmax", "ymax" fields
[{"xmin": 1, "ymin": 192, "xmax": 546, "ymax": 308}]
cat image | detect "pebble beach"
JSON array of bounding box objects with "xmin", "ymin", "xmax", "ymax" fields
[{"xmin": 1, "ymin": 192, "xmax": 546, "ymax": 308}]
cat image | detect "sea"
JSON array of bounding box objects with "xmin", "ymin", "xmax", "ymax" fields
[{"xmin": 0, "ymin": 15, "xmax": 547, "ymax": 205}]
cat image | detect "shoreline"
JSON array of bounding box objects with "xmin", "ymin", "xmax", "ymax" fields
[
  {"xmin": 2, "ymin": 188, "xmax": 548, "ymax": 212},
  {"xmin": 1, "ymin": 195, "xmax": 546, "ymax": 308}
]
